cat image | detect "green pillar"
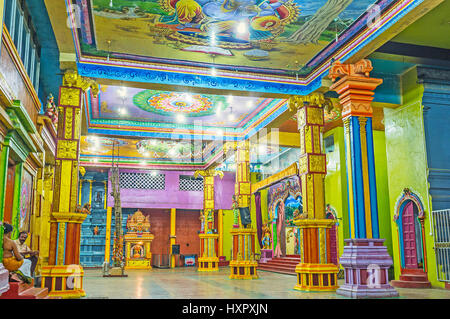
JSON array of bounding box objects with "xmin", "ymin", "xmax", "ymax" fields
[
  {"xmin": 11, "ymin": 162, "xmax": 23, "ymax": 240},
  {"xmin": 0, "ymin": 141, "xmax": 11, "ymax": 261}
]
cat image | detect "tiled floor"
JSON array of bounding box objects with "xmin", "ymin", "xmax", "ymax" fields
[{"xmin": 82, "ymin": 267, "xmax": 450, "ymax": 299}]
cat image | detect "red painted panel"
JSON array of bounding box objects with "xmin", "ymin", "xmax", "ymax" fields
[
  {"xmin": 402, "ymin": 201, "xmax": 418, "ymax": 269},
  {"xmin": 141, "ymin": 209, "xmax": 170, "ymax": 255},
  {"xmin": 175, "ymin": 209, "xmax": 201, "ymax": 255},
  {"xmin": 4, "ymin": 164, "xmax": 15, "ymax": 224}
]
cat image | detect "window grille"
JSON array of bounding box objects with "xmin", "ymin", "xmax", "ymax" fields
[
  {"xmin": 179, "ymin": 175, "xmax": 203, "ymax": 191},
  {"xmin": 119, "ymin": 172, "xmax": 165, "ymax": 190}
]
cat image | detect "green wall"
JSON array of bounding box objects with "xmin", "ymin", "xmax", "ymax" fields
[{"xmin": 384, "ymin": 67, "xmax": 442, "ymax": 287}]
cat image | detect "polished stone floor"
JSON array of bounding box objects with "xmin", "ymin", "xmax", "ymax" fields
[{"xmin": 82, "ymin": 267, "xmax": 450, "ymax": 299}]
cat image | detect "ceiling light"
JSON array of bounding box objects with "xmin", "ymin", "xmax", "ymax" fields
[
  {"xmin": 119, "ymin": 107, "xmax": 127, "ymax": 115},
  {"xmin": 185, "ymin": 94, "xmax": 193, "ymax": 104},
  {"xmin": 140, "ymin": 160, "xmax": 146, "ymax": 166},
  {"xmin": 216, "ymin": 129, "xmax": 224, "ymax": 136},
  {"xmin": 246, "ymin": 100, "xmax": 253, "ymax": 108},
  {"xmin": 227, "ymin": 95, "xmax": 233, "ymax": 103},
  {"xmin": 236, "ymin": 21, "xmax": 248, "ymax": 35},
  {"xmin": 211, "ymin": 67, "xmax": 217, "ymax": 76},
  {"xmin": 210, "ymin": 33, "xmax": 217, "ymax": 46},
  {"xmin": 144, "ymin": 151, "xmax": 150, "ymax": 157},
  {"xmin": 151, "ymin": 171, "xmax": 158, "ymax": 176},
  {"xmin": 228, "ymin": 113, "xmax": 235, "ymax": 121},
  {"xmin": 176, "ymin": 113, "xmax": 186, "ymax": 123},
  {"xmin": 93, "ymin": 158, "xmax": 98, "ymax": 163},
  {"xmin": 118, "ymin": 87, "xmax": 127, "ymax": 98},
  {"xmin": 168, "ymin": 148, "xmax": 177, "ymax": 156}
]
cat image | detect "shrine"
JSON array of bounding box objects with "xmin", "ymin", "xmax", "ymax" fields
[{"xmin": 124, "ymin": 210, "xmax": 154, "ymax": 270}]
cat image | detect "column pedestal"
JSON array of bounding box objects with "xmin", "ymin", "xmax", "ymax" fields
[
  {"xmin": 259, "ymin": 249, "xmax": 273, "ymax": 263},
  {"xmin": 0, "ymin": 264, "xmax": 9, "ymax": 295},
  {"xmin": 229, "ymin": 228, "xmax": 258, "ymax": 279},
  {"xmin": 43, "ymin": 212, "xmax": 87, "ymax": 298},
  {"xmin": 41, "ymin": 265, "xmax": 85, "ymax": 298},
  {"xmin": 295, "ymin": 219, "xmax": 339, "ymax": 292},
  {"xmin": 198, "ymin": 234, "xmax": 219, "ymax": 272},
  {"xmin": 336, "ymin": 238, "xmax": 399, "ymax": 298}
]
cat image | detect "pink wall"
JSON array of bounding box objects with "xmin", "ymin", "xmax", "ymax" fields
[{"xmin": 107, "ymin": 169, "xmax": 235, "ymax": 210}]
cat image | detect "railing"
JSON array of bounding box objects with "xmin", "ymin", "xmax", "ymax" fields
[{"xmin": 432, "ymin": 209, "xmax": 450, "ymax": 282}]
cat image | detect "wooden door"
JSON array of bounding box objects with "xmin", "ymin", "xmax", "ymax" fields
[
  {"xmin": 3, "ymin": 164, "xmax": 15, "ymax": 223},
  {"xmin": 402, "ymin": 201, "xmax": 418, "ymax": 268}
]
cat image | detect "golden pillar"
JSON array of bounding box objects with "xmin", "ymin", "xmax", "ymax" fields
[
  {"xmin": 170, "ymin": 208, "xmax": 176, "ymax": 268},
  {"xmin": 289, "ymin": 93, "xmax": 339, "ymax": 292},
  {"xmin": 104, "ymin": 207, "xmax": 112, "ymax": 264},
  {"xmin": 41, "ymin": 70, "xmax": 98, "ymax": 298},
  {"xmin": 218, "ymin": 209, "xmax": 223, "ymax": 257},
  {"xmin": 228, "ymin": 141, "xmax": 258, "ymax": 279},
  {"xmin": 194, "ymin": 169, "xmax": 223, "ymax": 272}
]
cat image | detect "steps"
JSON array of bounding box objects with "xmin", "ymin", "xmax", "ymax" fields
[
  {"xmin": 258, "ymin": 255, "xmax": 300, "ymax": 276},
  {"xmin": 0, "ymin": 281, "xmax": 51, "ymax": 299},
  {"xmin": 391, "ymin": 268, "xmax": 431, "ymax": 289}
]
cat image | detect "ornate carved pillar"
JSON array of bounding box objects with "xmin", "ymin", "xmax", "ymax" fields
[
  {"xmin": 227, "ymin": 140, "xmax": 258, "ymax": 279},
  {"xmin": 329, "ymin": 60, "xmax": 398, "ymax": 298},
  {"xmin": 194, "ymin": 169, "xmax": 223, "ymax": 272},
  {"xmin": 41, "ymin": 70, "xmax": 98, "ymax": 299},
  {"xmin": 289, "ymin": 93, "xmax": 339, "ymax": 292},
  {"xmin": 0, "ymin": 141, "xmax": 11, "ymax": 294}
]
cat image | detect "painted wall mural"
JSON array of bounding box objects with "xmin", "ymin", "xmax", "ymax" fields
[
  {"xmin": 79, "ymin": 0, "xmax": 380, "ymax": 74},
  {"xmin": 19, "ymin": 169, "xmax": 33, "ymax": 233}
]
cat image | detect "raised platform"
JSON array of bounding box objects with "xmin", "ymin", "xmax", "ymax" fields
[
  {"xmin": 391, "ymin": 269, "xmax": 431, "ymax": 289},
  {"xmin": 258, "ymin": 255, "xmax": 300, "ymax": 276},
  {"xmin": 0, "ymin": 281, "xmax": 54, "ymax": 299}
]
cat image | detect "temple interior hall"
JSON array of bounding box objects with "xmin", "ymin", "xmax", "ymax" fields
[{"xmin": 0, "ymin": 0, "xmax": 449, "ymax": 300}]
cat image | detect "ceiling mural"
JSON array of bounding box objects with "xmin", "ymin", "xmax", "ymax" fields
[
  {"xmin": 75, "ymin": 0, "xmax": 389, "ymax": 75},
  {"xmin": 86, "ymin": 84, "xmax": 288, "ymax": 139}
]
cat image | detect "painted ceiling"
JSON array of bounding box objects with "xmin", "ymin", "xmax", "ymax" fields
[
  {"xmin": 85, "ymin": 84, "xmax": 288, "ymax": 140},
  {"xmin": 79, "ymin": 135, "xmax": 224, "ymax": 169},
  {"xmin": 68, "ymin": 0, "xmax": 424, "ymax": 94}
]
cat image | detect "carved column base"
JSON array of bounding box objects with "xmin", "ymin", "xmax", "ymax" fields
[
  {"xmin": 336, "ymin": 238, "xmax": 399, "ymax": 299},
  {"xmin": 0, "ymin": 264, "xmax": 9, "ymax": 295},
  {"xmin": 229, "ymin": 228, "xmax": 258, "ymax": 279},
  {"xmin": 259, "ymin": 249, "xmax": 273, "ymax": 263},
  {"xmin": 198, "ymin": 234, "xmax": 219, "ymax": 272},
  {"xmin": 229, "ymin": 260, "xmax": 258, "ymax": 279},
  {"xmin": 294, "ymin": 263, "xmax": 339, "ymax": 291},
  {"xmin": 41, "ymin": 265, "xmax": 86, "ymax": 299}
]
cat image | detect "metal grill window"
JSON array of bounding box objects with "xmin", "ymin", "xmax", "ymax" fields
[
  {"xmin": 432, "ymin": 209, "xmax": 450, "ymax": 282},
  {"xmin": 119, "ymin": 172, "xmax": 165, "ymax": 190},
  {"xmin": 179, "ymin": 175, "xmax": 203, "ymax": 191}
]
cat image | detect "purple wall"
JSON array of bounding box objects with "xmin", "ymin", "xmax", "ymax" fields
[{"xmin": 108, "ymin": 169, "xmax": 235, "ymax": 210}]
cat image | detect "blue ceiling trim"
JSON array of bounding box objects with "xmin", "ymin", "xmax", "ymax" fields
[{"xmin": 76, "ymin": 62, "xmax": 323, "ymax": 96}]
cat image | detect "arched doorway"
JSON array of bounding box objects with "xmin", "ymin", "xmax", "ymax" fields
[{"xmin": 394, "ymin": 189, "xmax": 427, "ymax": 271}]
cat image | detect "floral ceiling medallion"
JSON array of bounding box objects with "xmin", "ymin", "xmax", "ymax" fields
[{"xmin": 133, "ymin": 90, "xmax": 226, "ymax": 117}]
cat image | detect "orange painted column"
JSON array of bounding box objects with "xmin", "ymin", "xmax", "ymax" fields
[
  {"xmin": 48, "ymin": 222, "xmax": 58, "ymax": 265},
  {"xmin": 329, "ymin": 59, "xmax": 398, "ymax": 298}
]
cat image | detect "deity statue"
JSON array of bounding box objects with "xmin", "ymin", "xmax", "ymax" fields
[
  {"xmin": 126, "ymin": 210, "xmax": 151, "ymax": 233},
  {"xmin": 205, "ymin": 209, "xmax": 214, "ymax": 234},
  {"xmin": 76, "ymin": 203, "xmax": 91, "ymax": 214},
  {"xmin": 261, "ymin": 223, "xmax": 271, "ymax": 249},
  {"xmin": 231, "ymin": 195, "xmax": 240, "ymax": 228},
  {"xmin": 45, "ymin": 93, "xmax": 58, "ymax": 127},
  {"xmin": 199, "ymin": 210, "xmax": 206, "ymax": 233}
]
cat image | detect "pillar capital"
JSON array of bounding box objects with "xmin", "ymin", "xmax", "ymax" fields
[
  {"xmin": 62, "ymin": 70, "xmax": 99, "ymax": 97},
  {"xmin": 329, "ymin": 60, "xmax": 383, "ymax": 118},
  {"xmin": 288, "ymin": 93, "xmax": 331, "ymax": 111}
]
